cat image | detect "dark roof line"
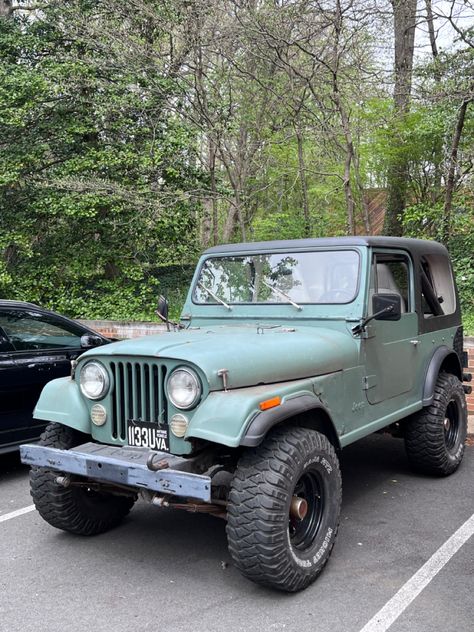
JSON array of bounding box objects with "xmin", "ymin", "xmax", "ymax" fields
[
  {"xmin": 0, "ymin": 300, "xmax": 40, "ymax": 309},
  {"xmin": 203, "ymin": 236, "xmax": 448, "ymax": 256}
]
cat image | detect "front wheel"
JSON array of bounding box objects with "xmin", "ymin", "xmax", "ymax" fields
[
  {"xmin": 30, "ymin": 423, "xmax": 136, "ymax": 535},
  {"xmin": 226, "ymin": 426, "xmax": 342, "ymax": 592},
  {"xmin": 405, "ymin": 372, "xmax": 467, "ymax": 476}
]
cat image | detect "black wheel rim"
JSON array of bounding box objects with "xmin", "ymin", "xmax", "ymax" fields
[
  {"xmin": 444, "ymin": 400, "xmax": 460, "ymax": 452},
  {"xmin": 289, "ymin": 470, "xmax": 324, "ymax": 550}
]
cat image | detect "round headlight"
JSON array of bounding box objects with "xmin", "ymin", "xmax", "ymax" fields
[
  {"xmin": 167, "ymin": 368, "xmax": 201, "ymax": 410},
  {"xmin": 80, "ymin": 361, "xmax": 110, "ymax": 400}
]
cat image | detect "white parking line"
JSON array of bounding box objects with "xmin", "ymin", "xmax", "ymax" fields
[
  {"xmin": 0, "ymin": 505, "xmax": 36, "ymax": 524},
  {"xmin": 359, "ymin": 512, "xmax": 474, "ymax": 632}
]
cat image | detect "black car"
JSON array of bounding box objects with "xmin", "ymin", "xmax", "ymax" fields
[{"xmin": 0, "ymin": 301, "xmax": 110, "ymax": 454}]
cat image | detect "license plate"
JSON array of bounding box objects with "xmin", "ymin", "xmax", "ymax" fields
[{"xmin": 127, "ymin": 420, "xmax": 169, "ymax": 452}]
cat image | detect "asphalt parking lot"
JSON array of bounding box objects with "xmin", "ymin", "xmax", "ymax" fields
[{"xmin": 1, "ymin": 434, "xmax": 473, "ymax": 632}]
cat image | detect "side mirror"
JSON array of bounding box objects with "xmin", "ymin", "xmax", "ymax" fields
[
  {"xmin": 156, "ymin": 295, "xmax": 169, "ymax": 323},
  {"xmin": 80, "ymin": 334, "xmax": 104, "ymax": 349},
  {"xmin": 372, "ymin": 293, "xmax": 402, "ymax": 321}
]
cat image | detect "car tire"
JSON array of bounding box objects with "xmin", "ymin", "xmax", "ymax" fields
[
  {"xmin": 30, "ymin": 423, "xmax": 135, "ymax": 535},
  {"xmin": 405, "ymin": 372, "xmax": 467, "ymax": 476},
  {"xmin": 226, "ymin": 425, "xmax": 342, "ymax": 592}
]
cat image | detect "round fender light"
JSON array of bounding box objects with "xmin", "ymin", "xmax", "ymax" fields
[
  {"xmin": 170, "ymin": 414, "xmax": 189, "ymax": 438},
  {"xmin": 91, "ymin": 404, "xmax": 107, "ymax": 426}
]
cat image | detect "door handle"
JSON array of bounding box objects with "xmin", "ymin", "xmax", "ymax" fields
[
  {"xmin": 410, "ymin": 340, "xmax": 419, "ymax": 347},
  {"xmin": 28, "ymin": 363, "xmax": 51, "ymax": 371}
]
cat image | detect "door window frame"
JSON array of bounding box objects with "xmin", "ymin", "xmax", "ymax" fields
[{"xmin": 368, "ymin": 249, "xmax": 415, "ymax": 316}]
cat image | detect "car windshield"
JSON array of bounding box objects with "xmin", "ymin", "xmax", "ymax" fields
[{"xmin": 193, "ymin": 250, "xmax": 360, "ymax": 305}]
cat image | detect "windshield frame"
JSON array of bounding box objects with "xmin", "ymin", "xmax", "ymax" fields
[{"xmin": 191, "ymin": 247, "xmax": 362, "ymax": 307}]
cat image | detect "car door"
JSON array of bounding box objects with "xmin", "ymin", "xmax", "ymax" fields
[
  {"xmin": 362, "ymin": 250, "xmax": 420, "ymax": 409},
  {"xmin": 0, "ymin": 325, "xmax": 27, "ymax": 446},
  {"xmin": 0, "ymin": 307, "xmax": 87, "ymax": 437}
]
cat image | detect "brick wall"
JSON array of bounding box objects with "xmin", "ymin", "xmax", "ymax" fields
[{"xmin": 78, "ymin": 319, "xmax": 167, "ymax": 340}]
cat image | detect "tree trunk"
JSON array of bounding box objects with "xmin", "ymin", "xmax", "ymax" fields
[
  {"xmin": 295, "ymin": 126, "xmax": 311, "ymax": 237},
  {"xmin": 343, "ymin": 147, "xmax": 356, "ymax": 236},
  {"xmin": 332, "ymin": 0, "xmax": 356, "ymax": 235},
  {"xmin": 222, "ymin": 200, "xmax": 238, "ymax": 242},
  {"xmin": 384, "ymin": 0, "xmax": 417, "ymax": 236},
  {"xmin": 201, "ymin": 137, "xmax": 218, "ymax": 248},
  {"xmin": 424, "ymin": 0, "xmax": 443, "ymax": 196},
  {"xmin": 425, "ymin": 0, "xmax": 439, "ymax": 60},
  {"xmin": 443, "ymin": 96, "xmax": 471, "ymax": 243},
  {"xmin": 210, "ymin": 140, "xmax": 218, "ymax": 246},
  {"xmin": 0, "ymin": 1, "xmax": 12, "ymax": 18}
]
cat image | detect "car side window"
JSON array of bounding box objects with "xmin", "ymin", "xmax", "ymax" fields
[
  {"xmin": 420, "ymin": 255, "xmax": 456, "ymax": 318},
  {"xmin": 0, "ymin": 310, "xmax": 83, "ymax": 352},
  {"xmin": 369, "ymin": 253, "xmax": 412, "ymax": 315}
]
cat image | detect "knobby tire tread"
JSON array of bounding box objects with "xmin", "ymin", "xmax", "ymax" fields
[
  {"xmin": 405, "ymin": 372, "xmax": 467, "ymax": 476},
  {"xmin": 226, "ymin": 426, "xmax": 342, "ymax": 592},
  {"xmin": 30, "ymin": 423, "xmax": 134, "ymax": 535}
]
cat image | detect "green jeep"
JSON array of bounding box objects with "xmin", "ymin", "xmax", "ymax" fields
[{"xmin": 21, "ymin": 237, "xmax": 471, "ymax": 592}]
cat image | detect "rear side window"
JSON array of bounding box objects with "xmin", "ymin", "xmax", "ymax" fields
[{"xmin": 420, "ymin": 255, "xmax": 456, "ymax": 318}]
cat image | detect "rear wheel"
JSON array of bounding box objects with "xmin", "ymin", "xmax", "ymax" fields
[
  {"xmin": 405, "ymin": 372, "xmax": 467, "ymax": 476},
  {"xmin": 30, "ymin": 423, "xmax": 135, "ymax": 535},
  {"xmin": 226, "ymin": 426, "xmax": 342, "ymax": 592}
]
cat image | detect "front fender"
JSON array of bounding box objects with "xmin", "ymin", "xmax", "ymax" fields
[
  {"xmin": 422, "ymin": 346, "xmax": 462, "ymax": 406},
  {"xmin": 186, "ymin": 378, "xmax": 323, "ymax": 448},
  {"xmin": 33, "ymin": 377, "xmax": 91, "ymax": 434}
]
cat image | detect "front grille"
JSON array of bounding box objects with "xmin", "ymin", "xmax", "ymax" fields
[{"xmin": 109, "ymin": 361, "xmax": 168, "ymax": 440}]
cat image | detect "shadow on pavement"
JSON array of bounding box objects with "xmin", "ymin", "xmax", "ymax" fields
[{"xmin": 0, "ymin": 450, "xmax": 29, "ymax": 482}]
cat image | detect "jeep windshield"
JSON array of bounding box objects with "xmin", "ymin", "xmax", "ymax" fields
[{"xmin": 193, "ymin": 250, "xmax": 360, "ymax": 305}]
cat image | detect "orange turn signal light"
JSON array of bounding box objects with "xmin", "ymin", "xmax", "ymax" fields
[{"xmin": 259, "ymin": 396, "xmax": 281, "ymax": 411}]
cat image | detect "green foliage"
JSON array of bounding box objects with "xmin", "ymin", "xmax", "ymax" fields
[
  {"xmin": 0, "ymin": 1, "xmax": 203, "ymax": 320},
  {"xmin": 0, "ymin": 1, "xmax": 473, "ymax": 325}
]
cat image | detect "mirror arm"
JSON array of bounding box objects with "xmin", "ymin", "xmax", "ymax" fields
[
  {"xmin": 155, "ymin": 309, "xmax": 184, "ymax": 331},
  {"xmin": 352, "ymin": 306, "xmax": 394, "ymax": 336}
]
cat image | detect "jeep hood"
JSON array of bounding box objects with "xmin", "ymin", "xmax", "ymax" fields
[{"xmin": 85, "ymin": 325, "xmax": 358, "ymax": 390}]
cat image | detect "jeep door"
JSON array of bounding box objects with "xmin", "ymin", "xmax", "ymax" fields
[{"xmin": 362, "ymin": 250, "xmax": 421, "ymax": 408}]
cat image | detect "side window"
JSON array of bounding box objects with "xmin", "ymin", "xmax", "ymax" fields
[
  {"xmin": 0, "ymin": 310, "xmax": 83, "ymax": 351},
  {"xmin": 369, "ymin": 253, "xmax": 412, "ymax": 314},
  {"xmin": 420, "ymin": 255, "xmax": 456, "ymax": 318}
]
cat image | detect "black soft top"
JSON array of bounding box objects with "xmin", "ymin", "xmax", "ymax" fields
[{"xmin": 204, "ymin": 236, "xmax": 448, "ymax": 257}]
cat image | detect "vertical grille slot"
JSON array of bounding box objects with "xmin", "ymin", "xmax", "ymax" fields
[
  {"xmin": 108, "ymin": 360, "xmax": 167, "ymax": 441},
  {"xmin": 110, "ymin": 363, "xmax": 118, "ymax": 439}
]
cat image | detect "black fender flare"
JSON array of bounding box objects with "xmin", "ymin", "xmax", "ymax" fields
[
  {"xmin": 240, "ymin": 394, "xmax": 339, "ymax": 448},
  {"xmin": 422, "ymin": 345, "xmax": 462, "ymax": 407}
]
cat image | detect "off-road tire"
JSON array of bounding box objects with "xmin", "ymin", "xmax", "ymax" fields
[
  {"xmin": 30, "ymin": 423, "xmax": 135, "ymax": 535},
  {"xmin": 405, "ymin": 372, "xmax": 467, "ymax": 476},
  {"xmin": 226, "ymin": 426, "xmax": 342, "ymax": 592}
]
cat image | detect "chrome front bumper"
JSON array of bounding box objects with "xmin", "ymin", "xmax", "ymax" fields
[{"xmin": 20, "ymin": 442, "xmax": 211, "ymax": 502}]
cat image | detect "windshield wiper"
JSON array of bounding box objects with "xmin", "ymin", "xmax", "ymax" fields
[
  {"xmin": 197, "ymin": 282, "xmax": 232, "ymax": 310},
  {"xmin": 261, "ymin": 279, "xmax": 302, "ymax": 311}
]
